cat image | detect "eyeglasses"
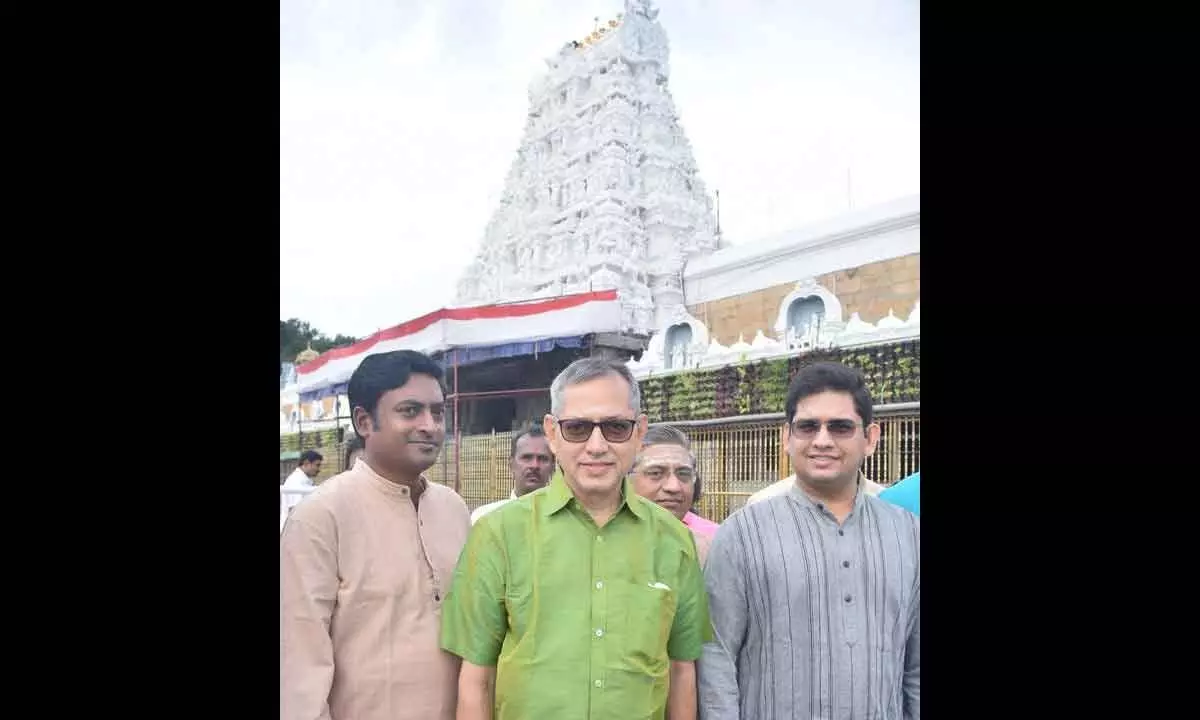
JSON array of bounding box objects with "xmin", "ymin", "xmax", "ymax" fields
[
  {"xmin": 638, "ymin": 465, "xmax": 697, "ymax": 484},
  {"xmin": 554, "ymin": 417, "xmax": 637, "ymax": 443},
  {"xmin": 789, "ymin": 418, "xmax": 862, "ymax": 439}
]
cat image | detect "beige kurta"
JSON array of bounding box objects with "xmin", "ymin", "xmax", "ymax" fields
[{"xmin": 280, "ymin": 459, "xmax": 470, "ymax": 720}]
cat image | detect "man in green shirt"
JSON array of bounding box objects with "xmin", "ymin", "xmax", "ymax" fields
[{"xmin": 441, "ymin": 357, "xmax": 711, "ymax": 720}]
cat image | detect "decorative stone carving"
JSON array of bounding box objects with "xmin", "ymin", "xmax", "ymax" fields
[
  {"xmin": 749, "ymin": 330, "xmax": 784, "ymax": 358},
  {"xmin": 453, "ymin": 0, "xmax": 718, "ymax": 336},
  {"xmin": 699, "ymin": 338, "xmax": 732, "ymax": 367},
  {"xmin": 773, "ymin": 278, "xmax": 845, "ymax": 346},
  {"xmin": 590, "ymin": 267, "xmax": 621, "ymax": 290},
  {"xmin": 627, "ymin": 303, "xmax": 922, "ymax": 379},
  {"xmin": 839, "ymin": 313, "xmax": 876, "ymax": 344},
  {"xmin": 644, "ymin": 307, "xmax": 709, "ymax": 369},
  {"xmin": 876, "ymin": 309, "xmax": 905, "ymax": 329},
  {"xmin": 627, "ymin": 0, "xmax": 657, "ymax": 19}
]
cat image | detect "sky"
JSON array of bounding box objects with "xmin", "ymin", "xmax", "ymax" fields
[{"xmin": 280, "ymin": 0, "xmax": 920, "ymax": 339}]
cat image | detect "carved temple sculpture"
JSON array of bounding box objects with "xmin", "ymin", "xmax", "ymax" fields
[{"xmin": 454, "ymin": 0, "xmax": 724, "ymax": 335}]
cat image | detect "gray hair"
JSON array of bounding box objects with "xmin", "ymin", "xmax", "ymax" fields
[
  {"xmin": 550, "ymin": 357, "xmax": 642, "ymax": 416},
  {"xmin": 637, "ymin": 424, "xmax": 696, "ymax": 468},
  {"xmin": 634, "ymin": 423, "xmax": 703, "ymax": 504}
]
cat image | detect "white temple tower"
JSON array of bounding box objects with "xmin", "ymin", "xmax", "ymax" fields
[{"xmin": 455, "ymin": 0, "xmax": 723, "ymax": 335}]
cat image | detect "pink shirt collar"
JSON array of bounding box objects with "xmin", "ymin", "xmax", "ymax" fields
[{"xmin": 682, "ymin": 510, "xmax": 720, "ymax": 539}]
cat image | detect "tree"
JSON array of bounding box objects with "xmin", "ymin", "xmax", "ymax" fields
[
  {"xmin": 280, "ymin": 319, "xmax": 359, "ymax": 365},
  {"xmin": 317, "ymin": 334, "xmax": 359, "ymax": 353}
]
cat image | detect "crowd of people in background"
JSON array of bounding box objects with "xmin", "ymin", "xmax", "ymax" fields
[{"xmin": 280, "ymin": 350, "xmax": 919, "ymax": 720}]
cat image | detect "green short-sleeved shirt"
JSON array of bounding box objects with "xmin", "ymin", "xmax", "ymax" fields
[{"xmin": 440, "ymin": 471, "xmax": 712, "ymax": 720}]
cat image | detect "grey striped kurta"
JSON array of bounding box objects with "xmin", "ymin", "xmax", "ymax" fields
[{"xmin": 698, "ymin": 483, "xmax": 920, "ymax": 720}]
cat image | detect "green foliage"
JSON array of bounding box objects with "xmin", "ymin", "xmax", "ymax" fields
[
  {"xmin": 735, "ymin": 365, "xmax": 751, "ymax": 415},
  {"xmin": 639, "ymin": 340, "xmax": 920, "ymax": 423},
  {"xmin": 279, "ymin": 427, "xmax": 340, "ymax": 453},
  {"xmin": 280, "ymin": 318, "xmax": 359, "ymax": 365}
]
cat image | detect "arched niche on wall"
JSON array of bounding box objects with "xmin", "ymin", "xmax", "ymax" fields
[
  {"xmin": 646, "ymin": 308, "xmax": 710, "ymax": 369},
  {"xmin": 773, "ymin": 278, "xmax": 844, "ymax": 339}
]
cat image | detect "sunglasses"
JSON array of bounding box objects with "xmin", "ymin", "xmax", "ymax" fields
[
  {"xmin": 789, "ymin": 418, "xmax": 862, "ymax": 439},
  {"xmin": 554, "ymin": 417, "xmax": 637, "ymax": 443}
]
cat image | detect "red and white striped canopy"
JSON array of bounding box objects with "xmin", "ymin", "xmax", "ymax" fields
[{"xmin": 294, "ymin": 290, "xmax": 622, "ymax": 397}]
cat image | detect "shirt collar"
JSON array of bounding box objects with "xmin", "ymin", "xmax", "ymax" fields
[
  {"xmin": 355, "ymin": 457, "xmax": 427, "ymax": 499},
  {"xmin": 787, "ymin": 472, "xmax": 870, "ymax": 517},
  {"xmin": 541, "ymin": 470, "xmax": 646, "ymax": 520}
]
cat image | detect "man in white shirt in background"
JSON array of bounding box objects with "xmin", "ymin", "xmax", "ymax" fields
[
  {"xmin": 469, "ymin": 425, "xmax": 555, "ymax": 524},
  {"xmin": 280, "ymin": 450, "xmax": 323, "ymax": 530}
]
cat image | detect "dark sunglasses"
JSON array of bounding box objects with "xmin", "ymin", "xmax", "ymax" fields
[
  {"xmin": 789, "ymin": 418, "xmax": 861, "ymax": 439},
  {"xmin": 555, "ymin": 417, "xmax": 637, "ymax": 443}
]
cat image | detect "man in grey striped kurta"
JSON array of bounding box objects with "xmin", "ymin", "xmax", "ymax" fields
[{"xmin": 698, "ymin": 361, "xmax": 919, "ymax": 719}]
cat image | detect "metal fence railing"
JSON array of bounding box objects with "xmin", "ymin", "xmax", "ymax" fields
[
  {"xmin": 686, "ymin": 420, "xmax": 786, "ymax": 523},
  {"xmin": 426, "ymin": 432, "xmax": 517, "ymax": 512},
  {"xmin": 860, "ymin": 411, "xmax": 921, "ymax": 491},
  {"xmin": 657, "ymin": 405, "xmax": 920, "ymax": 522},
  {"xmin": 280, "ymin": 407, "xmax": 919, "ymax": 525}
]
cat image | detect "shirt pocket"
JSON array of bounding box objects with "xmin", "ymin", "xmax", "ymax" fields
[{"xmin": 613, "ymin": 578, "xmax": 677, "ymax": 673}]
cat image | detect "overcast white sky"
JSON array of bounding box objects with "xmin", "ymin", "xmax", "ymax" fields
[{"xmin": 280, "ymin": 0, "xmax": 920, "ymax": 339}]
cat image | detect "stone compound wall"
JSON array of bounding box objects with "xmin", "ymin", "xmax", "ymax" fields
[{"xmin": 687, "ymin": 252, "xmax": 919, "ymax": 346}]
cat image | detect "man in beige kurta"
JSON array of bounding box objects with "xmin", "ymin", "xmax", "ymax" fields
[
  {"xmin": 280, "ymin": 349, "xmax": 470, "ymax": 720},
  {"xmin": 280, "ymin": 460, "xmax": 469, "ymax": 719}
]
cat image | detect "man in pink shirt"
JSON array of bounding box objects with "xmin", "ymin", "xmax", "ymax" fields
[{"xmin": 631, "ymin": 424, "xmax": 720, "ymax": 564}]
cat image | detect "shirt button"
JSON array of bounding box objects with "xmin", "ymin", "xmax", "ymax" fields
[
  {"xmin": 596, "ymin": 536, "xmax": 604, "ymax": 543},
  {"xmin": 838, "ymin": 529, "xmax": 845, "ymax": 536},
  {"xmin": 844, "ymin": 594, "xmax": 852, "ymax": 603},
  {"xmin": 595, "ymin": 628, "xmax": 605, "ymax": 638},
  {"xmin": 594, "ymin": 679, "xmax": 602, "ymax": 688},
  {"xmin": 842, "ymin": 561, "xmax": 850, "ymax": 568},
  {"xmin": 595, "ymin": 581, "xmax": 604, "ymax": 589}
]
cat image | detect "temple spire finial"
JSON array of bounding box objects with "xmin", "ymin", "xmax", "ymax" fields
[
  {"xmin": 296, "ymin": 341, "xmax": 319, "ymax": 365},
  {"xmin": 624, "ymin": 0, "xmax": 657, "ymax": 19}
]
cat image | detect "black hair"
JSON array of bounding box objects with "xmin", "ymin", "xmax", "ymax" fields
[
  {"xmin": 509, "ymin": 424, "xmax": 550, "ymax": 459},
  {"xmin": 347, "ymin": 350, "xmax": 446, "ymax": 439},
  {"xmin": 299, "ymin": 450, "xmax": 323, "ymax": 465},
  {"xmin": 784, "ymin": 361, "xmax": 874, "ymax": 428},
  {"xmin": 343, "ymin": 434, "xmax": 364, "ymax": 471}
]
